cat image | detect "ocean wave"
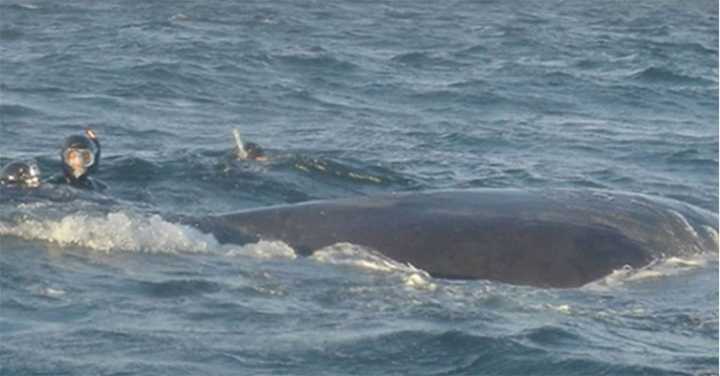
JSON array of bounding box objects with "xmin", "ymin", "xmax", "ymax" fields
[
  {"xmin": 452, "ymin": 44, "xmax": 489, "ymax": 58},
  {"xmin": 446, "ymin": 78, "xmax": 491, "ymax": 90},
  {"xmin": 225, "ymin": 240, "xmax": 296, "ymax": 260},
  {"xmin": 100, "ymin": 150, "xmax": 390, "ymax": 205},
  {"xmin": 3, "ymin": 3, "xmax": 40, "ymax": 11},
  {"xmin": 587, "ymin": 253, "xmax": 718, "ymax": 289},
  {"xmin": 277, "ymin": 89, "xmax": 356, "ymax": 112},
  {"xmin": 310, "ymin": 243, "xmax": 436, "ymax": 291},
  {"xmin": 0, "ymin": 103, "xmax": 42, "ymax": 117},
  {"xmin": 409, "ymin": 89, "xmax": 512, "ymax": 108},
  {"xmin": 0, "ymin": 83, "xmax": 66, "ymax": 94},
  {"xmin": 520, "ymin": 325, "xmax": 583, "ymax": 347},
  {"xmin": 272, "ymin": 49, "xmax": 358, "ymax": 73},
  {"xmin": 285, "ymin": 155, "xmax": 413, "ymax": 187},
  {"xmin": 629, "ymin": 66, "xmax": 714, "ymax": 86},
  {"xmin": 0, "ymin": 205, "xmax": 301, "ymax": 261},
  {"xmin": 641, "ymin": 39, "xmax": 719, "ymax": 56},
  {"xmin": 666, "ymin": 148, "xmax": 719, "ymax": 167},
  {"xmin": 136, "ymin": 279, "xmax": 222, "ymax": 298},
  {"xmin": 304, "ymin": 329, "xmax": 683, "ymax": 375},
  {"xmin": 381, "ymin": 7, "xmax": 423, "ymax": 20},
  {"xmin": 129, "ymin": 62, "xmax": 191, "ymax": 81},
  {"xmin": 390, "ymin": 51, "xmax": 458, "ymax": 68},
  {"xmin": 101, "ymin": 156, "xmax": 163, "ymax": 183},
  {"xmin": 0, "ymin": 27, "xmax": 24, "ymax": 41},
  {"xmin": 0, "ymin": 211, "xmax": 218, "ymax": 254}
]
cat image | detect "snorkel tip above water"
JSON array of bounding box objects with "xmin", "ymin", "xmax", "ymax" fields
[{"xmin": 233, "ymin": 128, "xmax": 249, "ymax": 160}]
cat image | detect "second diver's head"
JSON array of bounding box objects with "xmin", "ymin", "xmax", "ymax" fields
[
  {"xmin": 0, "ymin": 160, "xmax": 41, "ymax": 188},
  {"xmin": 244, "ymin": 142, "xmax": 267, "ymax": 161},
  {"xmin": 61, "ymin": 134, "xmax": 97, "ymax": 180}
]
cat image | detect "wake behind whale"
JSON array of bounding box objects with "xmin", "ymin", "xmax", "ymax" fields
[{"xmin": 187, "ymin": 189, "xmax": 718, "ymax": 288}]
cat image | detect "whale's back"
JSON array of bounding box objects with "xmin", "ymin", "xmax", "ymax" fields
[{"xmin": 199, "ymin": 189, "xmax": 718, "ymax": 287}]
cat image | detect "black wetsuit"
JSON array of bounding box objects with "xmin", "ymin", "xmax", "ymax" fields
[{"xmin": 48, "ymin": 135, "xmax": 107, "ymax": 191}]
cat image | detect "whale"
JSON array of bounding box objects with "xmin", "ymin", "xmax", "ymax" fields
[{"xmin": 184, "ymin": 189, "xmax": 718, "ymax": 288}]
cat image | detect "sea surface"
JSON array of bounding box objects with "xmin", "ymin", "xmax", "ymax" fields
[{"xmin": 1, "ymin": 0, "xmax": 718, "ymax": 375}]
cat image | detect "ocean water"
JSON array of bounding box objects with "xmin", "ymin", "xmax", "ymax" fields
[{"xmin": 0, "ymin": 0, "xmax": 718, "ymax": 375}]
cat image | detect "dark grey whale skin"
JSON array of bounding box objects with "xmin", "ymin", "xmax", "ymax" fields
[{"xmin": 185, "ymin": 189, "xmax": 718, "ymax": 288}]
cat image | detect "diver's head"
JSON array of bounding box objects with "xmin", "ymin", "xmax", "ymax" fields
[
  {"xmin": 244, "ymin": 142, "xmax": 267, "ymax": 161},
  {"xmin": 0, "ymin": 160, "xmax": 41, "ymax": 188},
  {"xmin": 61, "ymin": 135, "xmax": 97, "ymax": 179}
]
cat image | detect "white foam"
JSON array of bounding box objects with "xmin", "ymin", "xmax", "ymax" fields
[
  {"xmin": 0, "ymin": 211, "xmax": 219, "ymax": 254},
  {"xmin": 545, "ymin": 304, "xmax": 572, "ymax": 314},
  {"xmin": 624, "ymin": 269, "xmax": 665, "ymax": 281},
  {"xmin": 311, "ymin": 243, "xmax": 407, "ymax": 272},
  {"xmin": 224, "ymin": 240, "xmax": 297, "ymax": 260},
  {"xmin": 32, "ymin": 286, "xmax": 66, "ymax": 298},
  {"xmin": 17, "ymin": 3, "xmax": 39, "ymax": 10},
  {"xmin": 663, "ymin": 256, "xmax": 706, "ymax": 267},
  {"xmin": 16, "ymin": 201, "xmax": 51, "ymax": 210},
  {"xmin": 311, "ymin": 243, "xmax": 436, "ymax": 291},
  {"xmin": 587, "ymin": 253, "xmax": 715, "ymax": 289},
  {"xmin": 403, "ymin": 273, "xmax": 436, "ymax": 291},
  {"xmin": 169, "ymin": 14, "xmax": 191, "ymax": 22}
]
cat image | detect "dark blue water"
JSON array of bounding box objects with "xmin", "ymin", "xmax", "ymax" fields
[{"xmin": 1, "ymin": 0, "xmax": 718, "ymax": 375}]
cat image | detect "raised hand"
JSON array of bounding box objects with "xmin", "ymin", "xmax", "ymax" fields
[{"xmin": 84, "ymin": 127, "xmax": 97, "ymax": 140}]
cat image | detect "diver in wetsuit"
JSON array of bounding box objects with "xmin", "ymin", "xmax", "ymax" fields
[
  {"xmin": 242, "ymin": 142, "xmax": 266, "ymax": 161},
  {"xmin": 0, "ymin": 160, "xmax": 41, "ymax": 188},
  {"xmin": 49, "ymin": 128, "xmax": 107, "ymax": 190},
  {"xmin": 233, "ymin": 129, "xmax": 267, "ymax": 161}
]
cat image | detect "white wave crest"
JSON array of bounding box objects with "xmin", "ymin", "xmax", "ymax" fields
[
  {"xmin": 587, "ymin": 253, "xmax": 716, "ymax": 289},
  {"xmin": 0, "ymin": 211, "xmax": 219, "ymax": 254},
  {"xmin": 17, "ymin": 3, "xmax": 40, "ymax": 10},
  {"xmin": 310, "ymin": 243, "xmax": 436, "ymax": 291},
  {"xmin": 224, "ymin": 240, "xmax": 297, "ymax": 260},
  {"xmin": 32, "ymin": 286, "xmax": 66, "ymax": 299}
]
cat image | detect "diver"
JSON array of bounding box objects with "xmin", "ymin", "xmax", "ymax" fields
[
  {"xmin": 233, "ymin": 129, "xmax": 267, "ymax": 161},
  {"xmin": 0, "ymin": 160, "xmax": 41, "ymax": 188},
  {"xmin": 48, "ymin": 128, "xmax": 107, "ymax": 190},
  {"xmin": 243, "ymin": 142, "xmax": 267, "ymax": 161}
]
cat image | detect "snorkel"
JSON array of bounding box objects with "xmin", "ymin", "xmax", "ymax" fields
[{"xmin": 233, "ymin": 129, "xmax": 249, "ymax": 160}]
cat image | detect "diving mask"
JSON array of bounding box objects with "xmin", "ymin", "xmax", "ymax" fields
[
  {"xmin": 0, "ymin": 160, "xmax": 41, "ymax": 188},
  {"xmin": 63, "ymin": 148, "xmax": 95, "ymax": 177}
]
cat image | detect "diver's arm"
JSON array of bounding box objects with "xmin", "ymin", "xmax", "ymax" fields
[{"xmin": 85, "ymin": 128, "xmax": 101, "ymax": 173}]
